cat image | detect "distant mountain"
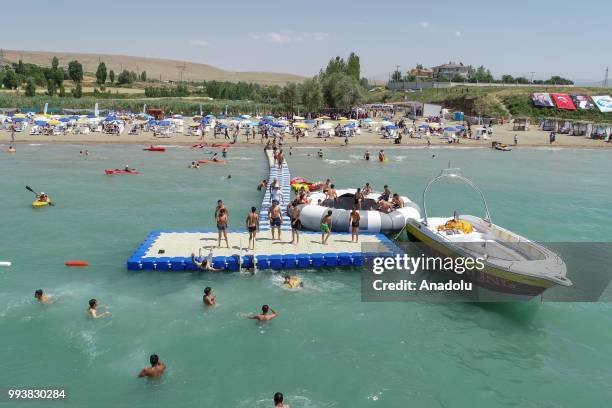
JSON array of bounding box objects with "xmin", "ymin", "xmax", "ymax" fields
[{"xmin": 2, "ymin": 50, "xmax": 306, "ymax": 86}]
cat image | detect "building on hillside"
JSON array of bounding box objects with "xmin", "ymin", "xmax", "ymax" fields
[
  {"xmin": 408, "ymin": 66, "xmax": 433, "ymax": 79},
  {"xmin": 431, "ymin": 62, "xmax": 474, "ymax": 80}
]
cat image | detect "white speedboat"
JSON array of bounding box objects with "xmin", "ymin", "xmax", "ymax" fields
[{"xmin": 405, "ymin": 168, "xmax": 572, "ymax": 296}]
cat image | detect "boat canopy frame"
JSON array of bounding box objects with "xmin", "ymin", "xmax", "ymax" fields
[{"xmin": 423, "ymin": 168, "xmax": 492, "ymax": 226}]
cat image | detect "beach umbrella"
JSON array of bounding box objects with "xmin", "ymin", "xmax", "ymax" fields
[
  {"xmin": 34, "ymin": 120, "xmax": 48, "ymax": 126},
  {"xmin": 344, "ymin": 122, "xmax": 357, "ymax": 128},
  {"xmin": 293, "ymin": 116, "xmax": 305, "ymax": 120},
  {"xmin": 59, "ymin": 117, "xmax": 71, "ymax": 122},
  {"xmin": 277, "ymin": 120, "xmax": 289, "ymax": 125},
  {"xmin": 304, "ymin": 119, "xmax": 315, "ymax": 124},
  {"xmin": 13, "ymin": 113, "xmax": 26, "ymax": 118},
  {"xmin": 363, "ymin": 118, "xmax": 373, "ymax": 122},
  {"xmin": 444, "ymin": 127, "xmax": 456, "ymax": 131},
  {"xmin": 189, "ymin": 123, "xmax": 201, "ymax": 127},
  {"xmin": 217, "ymin": 115, "xmax": 226, "ymax": 119},
  {"xmin": 159, "ymin": 120, "xmax": 172, "ymax": 126},
  {"xmin": 455, "ymin": 125, "xmax": 466, "ymax": 130},
  {"xmin": 12, "ymin": 117, "xmax": 25, "ymax": 122},
  {"xmin": 294, "ymin": 123, "xmax": 309, "ymax": 129},
  {"xmin": 217, "ymin": 124, "xmax": 228, "ymax": 129},
  {"xmin": 429, "ymin": 123, "xmax": 440, "ymax": 129},
  {"xmin": 240, "ymin": 114, "xmax": 251, "ymax": 119},
  {"xmin": 318, "ymin": 123, "xmax": 333, "ymax": 129},
  {"xmin": 271, "ymin": 123, "xmax": 284, "ymax": 128},
  {"xmin": 316, "ymin": 116, "xmax": 330, "ymax": 120},
  {"xmin": 263, "ymin": 115, "xmax": 274, "ymax": 119},
  {"xmin": 48, "ymin": 119, "xmax": 60, "ymax": 125},
  {"xmin": 385, "ymin": 125, "xmax": 397, "ymax": 130},
  {"xmin": 418, "ymin": 124, "xmax": 429, "ymax": 129}
]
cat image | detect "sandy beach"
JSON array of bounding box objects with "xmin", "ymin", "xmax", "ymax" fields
[{"xmin": 2, "ymin": 118, "xmax": 611, "ymax": 149}]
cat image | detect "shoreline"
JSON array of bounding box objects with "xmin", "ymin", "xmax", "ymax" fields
[{"xmin": 3, "ymin": 136, "xmax": 612, "ymax": 150}]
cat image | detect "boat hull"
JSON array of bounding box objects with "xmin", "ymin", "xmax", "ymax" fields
[{"xmin": 405, "ymin": 222, "xmax": 557, "ymax": 297}]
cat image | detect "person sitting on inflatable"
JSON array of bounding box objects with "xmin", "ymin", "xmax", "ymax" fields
[
  {"xmin": 37, "ymin": 192, "xmax": 49, "ymax": 202},
  {"xmin": 211, "ymin": 153, "xmax": 219, "ymax": 162},
  {"xmin": 124, "ymin": 165, "xmax": 134, "ymax": 172},
  {"xmin": 378, "ymin": 150, "xmax": 386, "ymax": 162}
]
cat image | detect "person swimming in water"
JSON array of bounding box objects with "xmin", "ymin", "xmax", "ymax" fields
[
  {"xmin": 364, "ymin": 150, "xmax": 370, "ymax": 161},
  {"xmin": 138, "ymin": 354, "xmax": 166, "ymax": 378},
  {"xmin": 88, "ymin": 299, "xmax": 110, "ymax": 319},
  {"xmin": 283, "ymin": 274, "xmax": 303, "ymax": 289},
  {"xmin": 246, "ymin": 206, "xmax": 259, "ymax": 250},
  {"xmin": 317, "ymin": 149, "xmax": 323, "ymax": 159},
  {"xmin": 8, "ymin": 145, "xmax": 16, "ymax": 153},
  {"xmin": 378, "ymin": 150, "xmax": 386, "ymax": 162},
  {"xmin": 257, "ymin": 179, "xmax": 268, "ymax": 191},
  {"xmin": 274, "ymin": 392, "xmax": 289, "ymax": 408},
  {"xmin": 34, "ymin": 289, "xmax": 50, "ymax": 304},
  {"xmin": 203, "ymin": 287, "xmax": 216, "ymax": 306},
  {"xmin": 191, "ymin": 253, "xmax": 221, "ymax": 271},
  {"xmin": 249, "ymin": 305, "xmax": 278, "ymax": 322}
]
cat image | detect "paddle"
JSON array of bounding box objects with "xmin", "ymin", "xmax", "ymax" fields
[{"xmin": 26, "ymin": 185, "xmax": 54, "ymax": 206}]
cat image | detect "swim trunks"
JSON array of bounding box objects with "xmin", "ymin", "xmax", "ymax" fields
[
  {"xmin": 271, "ymin": 217, "xmax": 281, "ymax": 227},
  {"xmin": 248, "ymin": 226, "xmax": 257, "ymax": 232},
  {"xmin": 321, "ymin": 223, "xmax": 330, "ymax": 232}
]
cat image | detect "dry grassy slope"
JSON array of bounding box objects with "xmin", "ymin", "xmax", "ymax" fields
[{"xmin": 3, "ymin": 50, "xmax": 306, "ymax": 85}]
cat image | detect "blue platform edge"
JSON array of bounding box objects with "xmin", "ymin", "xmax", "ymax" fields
[{"xmin": 126, "ymin": 230, "xmax": 404, "ymax": 271}]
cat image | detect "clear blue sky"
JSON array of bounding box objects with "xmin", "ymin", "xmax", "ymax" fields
[{"xmin": 1, "ymin": 0, "xmax": 610, "ymax": 82}]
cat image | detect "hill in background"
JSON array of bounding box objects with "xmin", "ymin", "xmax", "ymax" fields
[{"xmin": 2, "ymin": 49, "xmax": 306, "ymax": 86}]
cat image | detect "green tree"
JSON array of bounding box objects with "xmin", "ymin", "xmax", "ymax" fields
[
  {"xmin": 2, "ymin": 68, "xmax": 19, "ymax": 89},
  {"xmin": 109, "ymin": 70, "xmax": 115, "ymax": 84},
  {"xmin": 391, "ymin": 69, "xmax": 402, "ymax": 82},
  {"xmin": 58, "ymin": 84, "xmax": 66, "ymax": 97},
  {"xmin": 300, "ymin": 78, "xmax": 323, "ymax": 112},
  {"xmin": 501, "ymin": 74, "xmax": 514, "ymax": 83},
  {"xmin": 117, "ymin": 69, "xmax": 133, "ymax": 85},
  {"xmin": 71, "ymin": 83, "xmax": 82, "ymax": 98},
  {"xmin": 346, "ymin": 52, "xmax": 360, "ymax": 81},
  {"xmin": 279, "ymin": 83, "xmax": 301, "ymax": 113},
  {"xmin": 68, "ymin": 60, "xmax": 83, "ymax": 82},
  {"xmin": 324, "ymin": 56, "xmax": 347, "ymax": 77},
  {"xmin": 331, "ymin": 74, "xmax": 364, "ymax": 109},
  {"xmin": 47, "ymin": 80, "xmax": 56, "ymax": 96},
  {"xmin": 140, "ymin": 71, "xmax": 147, "ymax": 82},
  {"xmin": 96, "ymin": 62, "xmax": 107, "ymax": 85},
  {"xmin": 25, "ymin": 78, "xmax": 36, "ymax": 96},
  {"xmin": 52, "ymin": 56, "xmax": 59, "ymax": 70}
]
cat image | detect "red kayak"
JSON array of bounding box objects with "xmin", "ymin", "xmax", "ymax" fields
[
  {"xmin": 191, "ymin": 143, "xmax": 208, "ymax": 149},
  {"xmin": 143, "ymin": 146, "xmax": 166, "ymax": 152},
  {"xmin": 105, "ymin": 169, "xmax": 142, "ymax": 175},
  {"xmin": 211, "ymin": 143, "xmax": 231, "ymax": 148},
  {"xmin": 198, "ymin": 159, "xmax": 227, "ymax": 164}
]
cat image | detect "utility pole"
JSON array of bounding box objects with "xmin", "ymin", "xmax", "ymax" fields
[
  {"xmin": 0, "ymin": 49, "xmax": 5, "ymax": 68},
  {"xmin": 177, "ymin": 62, "xmax": 186, "ymax": 83},
  {"xmin": 604, "ymin": 66, "xmax": 609, "ymax": 88},
  {"xmin": 529, "ymin": 72, "xmax": 535, "ymax": 84}
]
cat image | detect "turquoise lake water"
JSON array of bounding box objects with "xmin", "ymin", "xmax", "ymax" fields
[{"xmin": 1, "ymin": 143, "xmax": 612, "ymax": 407}]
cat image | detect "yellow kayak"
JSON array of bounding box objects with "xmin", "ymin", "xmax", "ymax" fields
[{"xmin": 32, "ymin": 199, "xmax": 51, "ymax": 208}]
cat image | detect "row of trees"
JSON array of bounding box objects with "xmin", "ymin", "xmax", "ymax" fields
[{"xmin": 148, "ymin": 52, "xmax": 367, "ymax": 113}]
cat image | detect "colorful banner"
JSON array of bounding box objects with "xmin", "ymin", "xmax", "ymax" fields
[
  {"xmin": 531, "ymin": 93, "xmax": 554, "ymax": 108},
  {"xmin": 570, "ymin": 94, "xmax": 595, "ymax": 110},
  {"xmin": 591, "ymin": 95, "xmax": 612, "ymax": 113},
  {"xmin": 551, "ymin": 93, "xmax": 576, "ymax": 110}
]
